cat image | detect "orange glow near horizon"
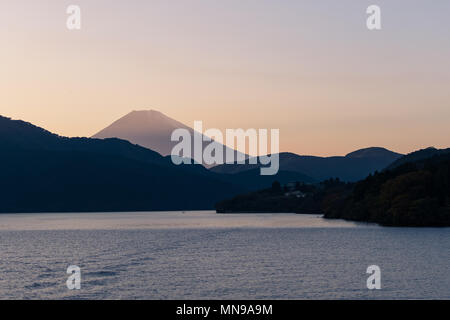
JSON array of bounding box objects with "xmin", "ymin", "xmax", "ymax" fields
[{"xmin": 1, "ymin": 1, "xmax": 449, "ymax": 156}]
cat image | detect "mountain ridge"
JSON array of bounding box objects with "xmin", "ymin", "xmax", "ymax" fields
[
  {"xmin": 386, "ymin": 147, "xmax": 450, "ymax": 170},
  {"xmin": 0, "ymin": 115, "xmax": 314, "ymax": 212},
  {"xmin": 211, "ymin": 148, "xmax": 403, "ymax": 182},
  {"xmin": 0, "ymin": 115, "xmax": 245, "ymax": 212},
  {"xmin": 323, "ymin": 149, "xmax": 450, "ymax": 226}
]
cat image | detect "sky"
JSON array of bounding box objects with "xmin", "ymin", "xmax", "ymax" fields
[{"xmin": 0, "ymin": 0, "xmax": 449, "ymax": 156}]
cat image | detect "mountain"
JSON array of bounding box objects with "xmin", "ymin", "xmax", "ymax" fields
[
  {"xmin": 0, "ymin": 115, "xmax": 245, "ymax": 213},
  {"xmin": 345, "ymin": 147, "xmax": 400, "ymax": 159},
  {"xmin": 386, "ymin": 147, "xmax": 450, "ymax": 170},
  {"xmin": 93, "ymin": 110, "xmax": 191, "ymax": 157},
  {"xmin": 211, "ymin": 147, "xmax": 403, "ymax": 182},
  {"xmin": 323, "ymin": 149, "xmax": 450, "ymax": 227},
  {"xmin": 216, "ymin": 147, "xmax": 450, "ymax": 226},
  {"xmin": 92, "ymin": 110, "xmax": 244, "ymax": 167},
  {"xmin": 0, "ymin": 115, "xmax": 313, "ymax": 213}
]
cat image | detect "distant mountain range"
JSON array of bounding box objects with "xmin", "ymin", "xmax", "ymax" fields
[
  {"xmin": 0, "ymin": 115, "xmax": 316, "ymax": 213},
  {"xmin": 211, "ymin": 148, "xmax": 403, "ymax": 182},
  {"xmin": 0, "ymin": 112, "xmax": 419, "ymax": 213},
  {"xmin": 94, "ymin": 110, "xmax": 403, "ymax": 182}
]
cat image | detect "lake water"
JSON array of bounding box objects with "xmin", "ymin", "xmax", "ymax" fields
[{"xmin": 0, "ymin": 211, "xmax": 449, "ymax": 300}]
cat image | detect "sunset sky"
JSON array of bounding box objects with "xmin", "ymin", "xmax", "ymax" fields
[{"xmin": 1, "ymin": 0, "xmax": 449, "ymax": 156}]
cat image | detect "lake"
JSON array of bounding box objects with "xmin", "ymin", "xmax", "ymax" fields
[{"xmin": 0, "ymin": 211, "xmax": 449, "ymax": 299}]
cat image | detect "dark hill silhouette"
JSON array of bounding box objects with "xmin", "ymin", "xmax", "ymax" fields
[
  {"xmin": 211, "ymin": 147, "xmax": 403, "ymax": 182},
  {"xmin": 323, "ymin": 149, "xmax": 450, "ymax": 226},
  {"xmin": 0, "ymin": 115, "xmax": 245, "ymax": 213},
  {"xmin": 346, "ymin": 147, "xmax": 399, "ymax": 159},
  {"xmin": 386, "ymin": 147, "xmax": 450, "ymax": 170},
  {"xmin": 0, "ymin": 115, "xmax": 312, "ymax": 213},
  {"xmin": 216, "ymin": 148, "xmax": 450, "ymax": 226},
  {"xmin": 0, "ymin": 115, "xmax": 166, "ymax": 165}
]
